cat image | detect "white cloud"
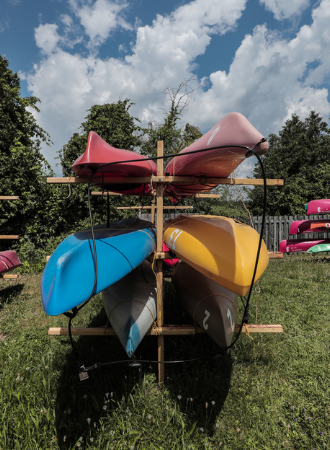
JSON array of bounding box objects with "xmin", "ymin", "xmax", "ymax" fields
[
  {"xmin": 25, "ymin": 0, "xmax": 330, "ymax": 178},
  {"xmin": 260, "ymin": 0, "xmax": 311, "ymax": 20},
  {"xmin": 34, "ymin": 24, "xmax": 61, "ymax": 54},
  {"xmin": 69, "ymin": 0, "xmax": 132, "ymax": 48}
]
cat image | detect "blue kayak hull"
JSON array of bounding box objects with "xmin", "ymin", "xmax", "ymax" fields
[
  {"xmin": 102, "ymin": 260, "xmax": 157, "ymax": 357},
  {"xmin": 41, "ymin": 218, "xmax": 156, "ymax": 316}
]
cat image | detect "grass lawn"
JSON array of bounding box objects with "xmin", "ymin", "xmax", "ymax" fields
[{"xmin": 0, "ymin": 254, "xmax": 329, "ymax": 449}]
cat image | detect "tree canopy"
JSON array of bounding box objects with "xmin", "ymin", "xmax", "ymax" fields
[{"xmin": 248, "ymin": 111, "xmax": 330, "ymax": 215}]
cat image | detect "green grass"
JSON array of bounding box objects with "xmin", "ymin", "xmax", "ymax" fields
[{"xmin": 0, "ymin": 255, "xmax": 329, "ymax": 449}]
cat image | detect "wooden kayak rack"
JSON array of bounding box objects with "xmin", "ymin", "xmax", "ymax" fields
[
  {"xmin": 47, "ymin": 141, "xmax": 284, "ymax": 383},
  {"xmin": 0, "ymin": 196, "xmax": 20, "ymax": 280}
]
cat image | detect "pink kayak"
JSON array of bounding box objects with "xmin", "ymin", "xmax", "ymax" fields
[
  {"xmin": 164, "ymin": 112, "xmax": 268, "ymax": 200},
  {"xmin": 279, "ymin": 239, "xmax": 330, "ymax": 253},
  {"xmin": 0, "ymin": 250, "xmax": 22, "ymax": 274},
  {"xmin": 163, "ymin": 242, "xmax": 179, "ymax": 267},
  {"xmin": 72, "ymin": 132, "xmax": 157, "ymax": 195},
  {"xmin": 290, "ymin": 219, "xmax": 330, "ymax": 234},
  {"xmin": 306, "ymin": 199, "xmax": 330, "ymax": 215}
]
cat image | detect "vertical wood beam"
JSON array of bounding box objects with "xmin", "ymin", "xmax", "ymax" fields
[{"xmin": 156, "ymin": 141, "xmax": 165, "ymax": 384}]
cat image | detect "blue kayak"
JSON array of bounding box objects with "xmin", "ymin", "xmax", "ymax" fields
[{"xmin": 41, "ymin": 218, "xmax": 156, "ymax": 316}]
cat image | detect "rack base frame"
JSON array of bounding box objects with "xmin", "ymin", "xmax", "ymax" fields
[{"xmin": 47, "ymin": 140, "xmax": 284, "ymax": 384}]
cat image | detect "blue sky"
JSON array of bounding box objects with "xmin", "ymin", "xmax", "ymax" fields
[{"xmin": 1, "ymin": 0, "xmax": 329, "ymax": 176}]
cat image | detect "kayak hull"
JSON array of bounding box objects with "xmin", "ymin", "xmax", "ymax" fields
[
  {"xmin": 306, "ymin": 199, "xmax": 330, "ymax": 215},
  {"xmin": 0, "ymin": 250, "xmax": 22, "ymax": 274},
  {"xmin": 164, "ymin": 113, "xmax": 268, "ymax": 200},
  {"xmin": 290, "ymin": 219, "xmax": 330, "ymax": 234},
  {"xmin": 163, "ymin": 215, "xmax": 268, "ymax": 297},
  {"xmin": 172, "ymin": 262, "xmax": 238, "ymax": 349},
  {"xmin": 72, "ymin": 131, "xmax": 157, "ymax": 195},
  {"xmin": 279, "ymin": 239, "xmax": 330, "ymax": 253},
  {"xmin": 102, "ymin": 260, "xmax": 156, "ymax": 357},
  {"xmin": 41, "ymin": 218, "xmax": 156, "ymax": 316},
  {"xmin": 307, "ymin": 243, "xmax": 330, "ymax": 254}
]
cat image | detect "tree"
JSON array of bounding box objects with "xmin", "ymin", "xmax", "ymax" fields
[
  {"xmin": 140, "ymin": 77, "xmax": 202, "ymax": 159},
  {"xmin": 248, "ymin": 111, "xmax": 330, "ymax": 216},
  {"xmin": 0, "ymin": 55, "xmax": 66, "ymax": 270}
]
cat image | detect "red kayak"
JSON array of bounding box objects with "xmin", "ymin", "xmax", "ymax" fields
[
  {"xmin": 279, "ymin": 239, "xmax": 330, "ymax": 253},
  {"xmin": 290, "ymin": 219, "xmax": 330, "ymax": 234},
  {"xmin": 306, "ymin": 199, "xmax": 330, "ymax": 215},
  {"xmin": 0, "ymin": 250, "xmax": 22, "ymax": 274},
  {"xmin": 164, "ymin": 112, "xmax": 268, "ymax": 200},
  {"xmin": 72, "ymin": 132, "xmax": 157, "ymax": 195}
]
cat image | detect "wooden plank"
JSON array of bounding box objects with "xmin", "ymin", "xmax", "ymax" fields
[
  {"xmin": 47, "ymin": 176, "xmax": 284, "ymax": 186},
  {"xmin": 156, "ymin": 141, "xmax": 164, "ymax": 384},
  {"xmin": 0, "ymin": 274, "xmax": 19, "ymax": 279},
  {"xmin": 48, "ymin": 324, "xmax": 283, "ymax": 336},
  {"xmin": 268, "ymin": 251, "xmax": 283, "ymax": 259},
  {"xmin": 91, "ymin": 191, "xmax": 122, "ymax": 196},
  {"xmin": 193, "ymin": 193, "xmax": 221, "ymax": 198},
  {"xmin": 0, "ymin": 235, "xmax": 19, "ymax": 240},
  {"xmin": 0, "ymin": 196, "xmax": 19, "ymax": 200},
  {"xmin": 116, "ymin": 206, "xmax": 193, "ymax": 210}
]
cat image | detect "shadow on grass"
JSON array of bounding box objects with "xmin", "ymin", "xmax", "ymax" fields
[
  {"xmin": 54, "ymin": 299, "xmax": 233, "ymax": 447},
  {"xmin": 0, "ymin": 283, "xmax": 24, "ymax": 310}
]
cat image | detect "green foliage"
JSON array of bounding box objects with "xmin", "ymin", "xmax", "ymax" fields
[
  {"xmin": 0, "ymin": 55, "xmax": 69, "ymax": 267},
  {"xmin": 248, "ymin": 111, "xmax": 330, "ymax": 215}
]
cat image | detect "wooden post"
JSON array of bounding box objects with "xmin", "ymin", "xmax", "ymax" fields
[{"xmin": 156, "ymin": 141, "xmax": 165, "ymax": 384}]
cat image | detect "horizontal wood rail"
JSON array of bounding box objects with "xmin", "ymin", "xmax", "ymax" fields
[
  {"xmin": 0, "ymin": 196, "xmax": 19, "ymax": 200},
  {"xmin": 48, "ymin": 324, "xmax": 283, "ymax": 337},
  {"xmin": 268, "ymin": 251, "xmax": 283, "ymax": 259},
  {"xmin": 47, "ymin": 176, "xmax": 284, "ymax": 186},
  {"xmin": 0, "ymin": 235, "xmax": 19, "ymax": 240},
  {"xmin": 91, "ymin": 191, "xmax": 221, "ymax": 198},
  {"xmin": 0, "ymin": 274, "xmax": 19, "ymax": 279},
  {"xmin": 117, "ymin": 206, "xmax": 193, "ymax": 210}
]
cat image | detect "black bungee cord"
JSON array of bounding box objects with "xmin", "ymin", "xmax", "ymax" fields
[{"xmin": 64, "ymin": 139, "xmax": 268, "ymax": 378}]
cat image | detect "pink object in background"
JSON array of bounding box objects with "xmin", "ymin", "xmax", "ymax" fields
[
  {"xmin": 306, "ymin": 199, "xmax": 330, "ymax": 215},
  {"xmin": 289, "ymin": 219, "xmax": 330, "ymax": 234},
  {"xmin": 0, "ymin": 250, "xmax": 22, "ymax": 274},
  {"xmin": 279, "ymin": 239, "xmax": 330, "ymax": 253},
  {"xmin": 163, "ymin": 242, "xmax": 179, "ymax": 267}
]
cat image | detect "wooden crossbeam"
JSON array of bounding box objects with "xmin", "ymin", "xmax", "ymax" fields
[
  {"xmin": 0, "ymin": 274, "xmax": 19, "ymax": 279},
  {"xmin": 268, "ymin": 251, "xmax": 284, "ymax": 259},
  {"xmin": 116, "ymin": 206, "xmax": 193, "ymax": 210},
  {"xmin": 0, "ymin": 235, "xmax": 19, "ymax": 240},
  {"xmin": 0, "ymin": 196, "xmax": 19, "ymax": 200},
  {"xmin": 91, "ymin": 191, "xmax": 221, "ymax": 198},
  {"xmin": 48, "ymin": 324, "xmax": 283, "ymax": 337},
  {"xmin": 47, "ymin": 176, "xmax": 284, "ymax": 186},
  {"xmin": 91, "ymin": 191, "xmax": 122, "ymax": 196}
]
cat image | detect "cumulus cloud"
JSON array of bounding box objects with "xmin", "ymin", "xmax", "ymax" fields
[
  {"xmin": 69, "ymin": 0, "xmax": 132, "ymax": 48},
  {"xmin": 260, "ymin": 0, "xmax": 311, "ymax": 20},
  {"xmin": 25, "ymin": 0, "xmax": 330, "ymax": 177}
]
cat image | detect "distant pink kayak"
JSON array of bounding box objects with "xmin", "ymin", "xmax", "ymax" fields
[
  {"xmin": 290, "ymin": 219, "xmax": 330, "ymax": 234},
  {"xmin": 279, "ymin": 239, "xmax": 330, "ymax": 253},
  {"xmin": 306, "ymin": 199, "xmax": 330, "ymax": 215},
  {"xmin": 164, "ymin": 112, "xmax": 268, "ymax": 200},
  {"xmin": 0, "ymin": 250, "xmax": 22, "ymax": 274}
]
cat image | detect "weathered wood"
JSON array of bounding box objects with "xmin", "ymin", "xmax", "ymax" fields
[
  {"xmin": 47, "ymin": 176, "xmax": 283, "ymax": 186},
  {"xmin": 48, "ymin": 324, "xmax": 283, "ymax": 336},
  {"xmin": 156, "ymin": 141, "xmax": 165, "ymax": 384},
  {"xmin": 268, "ymin": 251, "xmax": 283, "ymax": 259},
  {"xmin": 91, "ymin": 191, "xmax": 122, "ymax": 196},
  {"xmin": 0, "ymin": 196, "xmax": 19, "ymax": 200},
  {"xmin": 0, "ymin": 274, "xmax": 19, "ymax": 279},
  {"xmin": 0, "ymin": 235, "xmax": 19, "ymax": 240},
  {"xmin": 116, "ymin": 206, "xmax": 193, "ymax": 210}
]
